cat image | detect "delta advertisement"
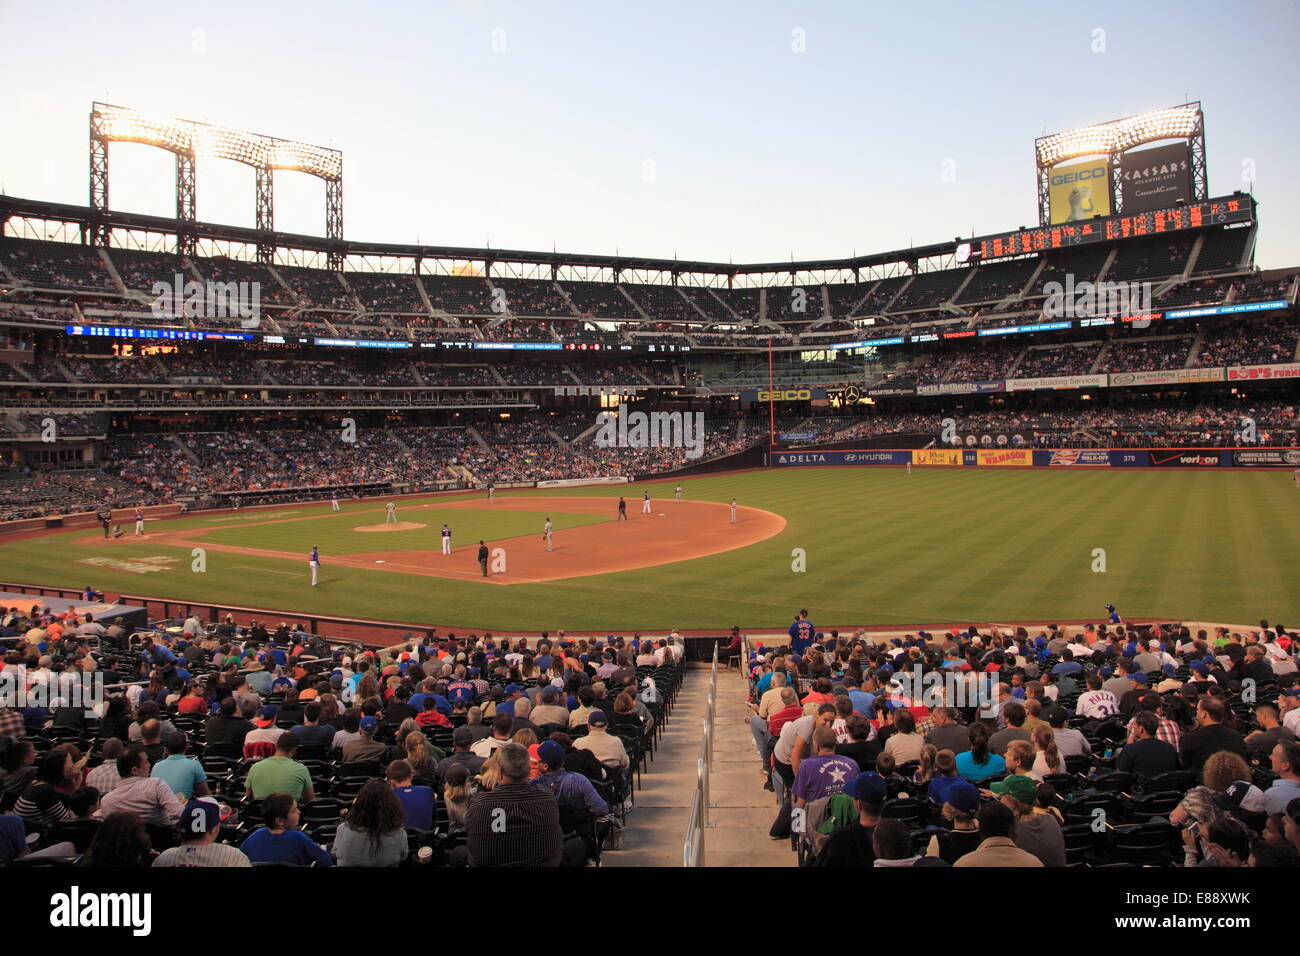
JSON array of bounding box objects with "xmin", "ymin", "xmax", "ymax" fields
[
  {"xmin": 1048, "ymin": 159, "xmax": 1112, "ymax": 224},
  {"xmin": 1119, "ymin": 142, "xmax": 1193, "ymax": 214},
  {"xmin": 770, "ymin": 450, "xmax": 913, "ymax": 467}
]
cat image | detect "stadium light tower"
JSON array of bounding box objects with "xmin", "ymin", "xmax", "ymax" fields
[
  {"xmin": 89, "ymin": 102, "xmax": 344, "ymax": 264},
  {"xmin": 1033, "ymin": 103, "xmax": 1205, "ymax": 226}
]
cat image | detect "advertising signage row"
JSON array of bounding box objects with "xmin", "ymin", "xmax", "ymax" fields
[
  {"xmin": 771, "ymin": 447, "xmax": 1300, "ymax": 469},
  {"xmin": 58, "ymin": 298, "xmax": 1292, "ymax": 353},
  {"xmin": 888, "ymin": 362, "xmax": 1300, "ymax": 396}
]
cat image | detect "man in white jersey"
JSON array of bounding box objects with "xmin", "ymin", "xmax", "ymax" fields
[
  {"xmin": 543, "ymin": 517, "xmax": 554, "ymax": 552},
  {"xmin": 675, "ymin": 485, "xmax": 682, "ymax": 503},
  {"xmin": 642, "ymin": 490, "xmax": 651, "ymax": 514},
  {"xmin": 385, "ymin": 500, "xmax": 398, "ymax": 524}
]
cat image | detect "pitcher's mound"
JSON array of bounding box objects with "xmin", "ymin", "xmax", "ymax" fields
[{"xmin": 354, "ymin": 522, "xmax": 427, "ymax": 532}]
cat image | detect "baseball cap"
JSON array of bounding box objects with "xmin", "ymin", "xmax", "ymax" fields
[
  {"xmin": 505, "ymin": 684, "xmax": 525, "ymax": 695},
  {"xmin": 452, "ymin": 726, "xmax": 474, "ymax": 747},
  {"xmin": 990, "ymin": 774, "xmax": 1038, "ymax": 803},
  {"xmin": 943, "ymin": 781, "xmax": 982, "ymax": 815},
  {"xmin": 255, "ymin": 705, "xmax": 277, "ymax": 727},
  {"xmin": 537, "ymin": 740, "xmax": 565, "ymax": 768},
  {"xmin": 179, "ymin": 797, "xmax": 222, "ymax": 836},
  {"xmin": 1099, "ymin": 666, "xmax": 1114, "ymax": 678},
  {"xmin": 587, "ymin": 709, "xmax": 608, "ymax": 727},
  {"xmin": 843, "ymin": 772, "xmax": 886, "ymax": 803},
  {"xmin": 1132, "ymin": 673, "xmax": 1148, "ymax": 685},
  {"xmin": 359, "ymin": 716, "xmax": 378, "ymax": 732},
  {"xmin": 541, "ymin": 686, "xmax": 559, "ymax": 702},
  {"xmin": 1215, "ymin": 780, "xmax": 1267, "ymax": 814}
]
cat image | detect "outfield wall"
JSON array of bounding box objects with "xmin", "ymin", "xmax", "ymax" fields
[{"xmin": 769, "ymin": 447, "xmax": 1300, "ymax": 469}]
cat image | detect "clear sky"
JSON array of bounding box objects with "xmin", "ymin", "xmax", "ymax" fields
[{"xmin": 2, "ymin": 0, "xmax": 1298, "ymax": 268}]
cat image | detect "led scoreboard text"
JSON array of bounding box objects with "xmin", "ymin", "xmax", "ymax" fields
[{"xmin": 968, "ymin": 197, "xmax": 1253, "ymax": 260}]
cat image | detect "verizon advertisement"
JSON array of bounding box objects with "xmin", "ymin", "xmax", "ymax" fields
[
  {"xmin": 1120, "ymin": 142, "xmax": 1193, "ymax": 214},
  {"xmin": 1147, "ymin": 449, "xmax": 1226, "ymax": 468}
]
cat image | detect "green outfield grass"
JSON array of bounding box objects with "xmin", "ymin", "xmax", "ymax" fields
[{"xmin": 1, "ymin": 468, "xmax": 1296, "ymax": 631}]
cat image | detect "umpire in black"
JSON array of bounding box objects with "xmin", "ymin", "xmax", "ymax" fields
[
  {"xmin": 98, "ymin": 507, "xmax": 112, "ymax": 538},
  {"xmin": 477, "ymin": 540, "xmax": 489, "ymax": 577}
]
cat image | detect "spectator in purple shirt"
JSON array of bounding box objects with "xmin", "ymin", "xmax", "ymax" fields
[{"xmin": 793, "ymin": 726, "xmax": 861, "ymax": 807}]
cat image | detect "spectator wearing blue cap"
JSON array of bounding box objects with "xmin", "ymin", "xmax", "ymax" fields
[
  {"xmin": 534, "ymin": 739, "xmax": 609, "ymax": 818},
  {"xmin": 342, "ymin": 716, "xmax": 387, "ymax": 763},
  {"xmin": 815, "ymin": 772, "xmax": 886, "ymax": 867},
  {"xmin": 153, "ymin": 798, "xmax": 250, "ymax": 867},
  {"xmin": 924, "ymin": 780, "xmax": 984, "ymax": 863}
]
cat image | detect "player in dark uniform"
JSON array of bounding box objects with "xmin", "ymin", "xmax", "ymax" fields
[
  {"xmin": 477, "ymin": 540, "xmax": 489, "ymax": 576},
  {"xmin": 617, "ymin": 497, "xmax": 628, "ymax": 521},
  {"xmin": 97, "ymin": 507, "xmax": 112, "ymax": 538}
]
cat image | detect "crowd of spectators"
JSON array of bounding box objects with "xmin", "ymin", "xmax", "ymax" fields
[
  {"xmin": 745, "ymin": 614, "xmax": 1300, "ymax": 867},
  {"xmin": 0, "ymin": 615, "xmax": 684, "ymax": 867}
]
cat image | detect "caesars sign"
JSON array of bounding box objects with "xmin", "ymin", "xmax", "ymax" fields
[
  {"xmin": 1119, "ymin": 142, "xmax": 1192, "ymax": 215},
  {"xmin": 1049, "ymin": 159, "xmax": 1112, "ymax": 225}
]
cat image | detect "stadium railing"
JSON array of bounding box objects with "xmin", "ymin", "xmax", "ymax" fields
[{"xmin": 682, "ymin": 643, "xmax": 718, "ymax": 867}]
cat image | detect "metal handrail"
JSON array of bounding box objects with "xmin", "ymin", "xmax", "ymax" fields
[{"xmin": 683, "ymin": 644, "xmax": 719, "ymax": 866}]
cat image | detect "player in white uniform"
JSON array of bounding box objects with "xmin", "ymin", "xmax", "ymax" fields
[
  {"xmin": 385, "ymin": 500, "xmax": 398, "ymax": 524},
  {"xmin": 134, "ymin": 509, "xmax": 145, "ymax": 536},
  {"xmin": 730, "ymin": 498, "xmax": 737, "ymax": 524},
  {"xmin": 675, "ymin": 485, "xmax": 682, "ymax": 503},
  {"xmin": 488, "ymin": 483, "xmax": 495, "ymax": 502},
  {"xmin": 1295, "ymin": 467, "xmax": 1300, "ymax": 489},
  {"xmin": 331, "ymin": 493, "xmax": 340, "ymax": 512},
  {"xmin": 543, "ymin": 517, "xmax": 554, "ymax": 552},
  {"xmin": 642, "ymin": 490, "xmax": 651, "ymax": 514},
  {"xmin": 907, "ymin": 460, "xmax": 912, "ymax": 476},
  {"xmin": 440, "ymin": 523, "xmax": 452, "ymax": 555},
  {"xmin": 309, "ymin": 546, "xmax": 320, "ymax": 587}
]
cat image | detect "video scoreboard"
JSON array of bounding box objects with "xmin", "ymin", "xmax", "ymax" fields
[{"xmin": 962, "ymin": 196, "xmax": 1254, "ymax": 261}]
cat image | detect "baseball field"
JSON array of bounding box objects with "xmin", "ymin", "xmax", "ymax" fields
[{"xmin": 0, "ymin": 467, "xmax": 1297, "ymax": 632}]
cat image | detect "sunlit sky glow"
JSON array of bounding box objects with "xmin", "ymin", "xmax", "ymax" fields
[{"xmin": 1, "ymin": 0, "xmax": 1297, "ymax": 268}]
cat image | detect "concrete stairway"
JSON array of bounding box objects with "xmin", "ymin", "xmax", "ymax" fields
[{"xmin": 604, "ymin": 665, "xmax": 794, "ymax": 867}]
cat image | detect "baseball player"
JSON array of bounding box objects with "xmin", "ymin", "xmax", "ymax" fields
[
  {"xmin": 675, "ymin": 484, "xmax": 683, "ymax": 503},
  {"xmin": 330, "ymin": 493, "xmax": 340, "ymax": 512},
  {"xmin": 309, "ymin": 546, "xmax": 320, "ymax": 587},
  {"xmin": 543, "ymin": 517, "xmax": 554, "ymax": 552},
  {"xmin": 134, "ymin": 508, "xmax": 145, "ymax": 536},
  {"xmin": 617, "ymin": 497, "xmax": 628, "ymax": 521},
  {"xmin": 232, "ymin": 496, "xmax": 240, "ymax": 511},
  {"xmin": 487, "ymin": 483, "xmax": 495, "ymax": 502},
  {"xmin": 441, "ymin": 523, "xmax": 452, "ymax": 555},
  {"xmin": 385, "ymin": 500, "xmax": 397, "ymax": 525},
  {"xmin": 730, "ymin": 497, "xmax": 737, "ymax": 524},
  {"xmin": 1294, "ymin": 467, "xmax": 1299, "ymax": 489},
  {"xmin": 98, "ymin": 507, "xmax": 111, "ymax": 538},
  {"xmin": 907, "ymin": 460, "xmax": 912, "ymax": 476},
  {"xmin": 477, "ymin": 540, "xmax": 489, "ymax": 577},
  {"xmin": 642, "ymin": 490, "xmax": 651, "ymax": 514}
]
